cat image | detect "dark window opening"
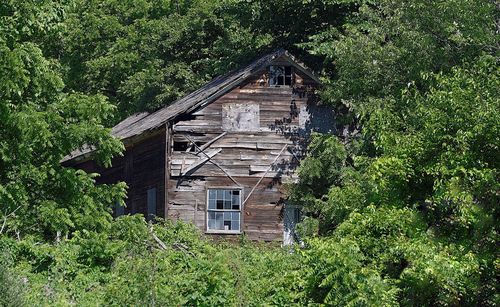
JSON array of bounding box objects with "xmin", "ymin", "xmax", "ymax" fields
[
  {"xmin": 173, "ymin": 141, "xmax": 189, "ymax": 151},
  {"xmin": 269, "ymin": 65, "xmax": 293, "ymax": 86},
  {"xmin": 173, "ymin": 140, "xmax": 206, "ymax": 152}
]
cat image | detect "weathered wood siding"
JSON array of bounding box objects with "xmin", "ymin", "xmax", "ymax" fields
[
  {"xmin": 71, "ymin": 56, "xmax": 333, "ymax": 242},
  {"xmin": 75, "ymin": 131, "xmax": 166, "ymax": 218},
  {"xmin": 167, "ymin": 63, "xmax": 326, "ymax": 241}
]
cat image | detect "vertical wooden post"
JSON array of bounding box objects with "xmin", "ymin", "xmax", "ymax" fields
[{"xmin": 164, "ymin": 122, "xmax": 172, "ymax": 219}]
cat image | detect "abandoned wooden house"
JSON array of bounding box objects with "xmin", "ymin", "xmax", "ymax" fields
[{"xmin": 63, "ymin": 49, "xmax": 335, "ymax": 243}]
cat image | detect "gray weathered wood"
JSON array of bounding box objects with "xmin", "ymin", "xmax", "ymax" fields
[{"xmin": 181, "ymin": 148, "xmax": 221, "ymax": 176}]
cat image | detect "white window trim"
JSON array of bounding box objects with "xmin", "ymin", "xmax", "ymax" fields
[{"xmin": 205, "ymin": 187, "xmax": 243, "ymax": 234}]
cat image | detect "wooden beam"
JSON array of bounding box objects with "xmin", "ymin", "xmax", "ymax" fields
[
  {"xmin": 181, "ymin": 148, "xmax": 221, "ymax": 176},
  {"xmin": 243, "ymin": 144, "xmax": 288, "ymax": 205},
  {"xmin": 182, "ymin": 134, "xmax": 242, "ymax": 186},
  {"xmin": 197, "ymin": 132, "xmax": 227, "ymax": 153}
]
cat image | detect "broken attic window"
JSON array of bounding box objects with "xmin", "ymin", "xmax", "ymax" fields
[
  {"xmin": 173, "ymin": 140, "xmax": 206, "ymax": 152},
  {"xmin": 173, "ymin": 140, "xmax": 189, "ymax": 151},
  {"xmin": 269, "ymin": 65, "xmax": 292, "ymax": 86}
]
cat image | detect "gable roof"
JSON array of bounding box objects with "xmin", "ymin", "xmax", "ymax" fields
[{"xmin": 63, "ymin": 49, "xmax": 320, "ymax": 163}]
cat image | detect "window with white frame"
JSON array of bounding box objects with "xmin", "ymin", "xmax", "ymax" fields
[
  {"xmin": 207, "ymin": 189, "xmax": 242, "ymax": 233},
  {"xmin": 269, "ymin": 65, "xmax": 292, "ymax": 86}
]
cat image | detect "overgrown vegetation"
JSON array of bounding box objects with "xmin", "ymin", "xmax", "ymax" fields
[{"xmin": 1, "ymin": 0, "xmax": 498, "ymax": 305}]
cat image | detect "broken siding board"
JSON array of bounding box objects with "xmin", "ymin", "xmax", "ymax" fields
[
  {"xmin": 165, "ymin": 58, "xmax": 322, "ymax": 241},
  {"xmin": 180, "ymin": 148, "xmax": 222, "ymax": 176}
]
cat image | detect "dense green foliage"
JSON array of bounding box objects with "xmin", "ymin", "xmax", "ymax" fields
[
  {"xmin": 0, "ymin": 0, "xmax": 126, "ymax": 241},
  {"xmin": 1, "ymin": 218, "xmax": 307, "ymax": 305},
  {"xmin": 290, "ymin": 0, "xmax": 499, "ymax": 305},
  {"xmin": 56, "ymin": 0, "xmax": 349, "ymax": 119},
  {"xmin": 1, "ymin": 0, "xmax": 498, "ymax": 305}
]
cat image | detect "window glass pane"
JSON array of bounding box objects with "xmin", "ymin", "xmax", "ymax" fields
[
  {"xmin": 277, "ymin": 75, "xmax": 284, "ymax": 85},
  {"xmin": 207, "ymin": 189, "xmax": 242, "ymax": 232},
  {"xmin": 231, "ymin": 220, "xmax": 240, "ymax": 231},
  {"xmin": 215, "ymin": 212, "xmax": 223, "ymax": 229},
  {"xmin": 208, "ymin": 212, "xmax": 216, "ymax": 229},
  {"xmin": 216, "ymin": 190, "xmax": 223, "ymax": 200},
  {"xmin": 232, "ymin": 194, "xmax": 240, "ymax": 209},
  {"xmin": 208, "ymin": 199, "xmax": 216, "ymax": 209},
  {"xmin": 270, "ymin": 65, "xmax": 286, "ymax": 86},
  {"xmin": 209, "ymin": 190, "xmax": 216, "ymax": 200},
  {"xmin": 231, "ymin": 212, "xmax": 239, "ymax": 221},
  {"xmin": 285, "ymin": 66, "xmax": 292, "ymax": 75},
  {"xmin": 115, "ymin": 201, "xmax": 125, "ymax": 217}
]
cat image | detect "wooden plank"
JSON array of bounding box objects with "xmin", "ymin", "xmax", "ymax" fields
[
  {"xmin": 249, "ymin": 165, "xmax": 271, "ymax": 172},
  {"xmin": 243, "ymin": 144, "xmax": 288, "ymax": 205},
  {"xmin": 181, "ymin": 148, "xmax": 221, "ymax": 176},
  {"xmin": 197, "ymin": 132, "xmax": 227, "ymax": 152}
]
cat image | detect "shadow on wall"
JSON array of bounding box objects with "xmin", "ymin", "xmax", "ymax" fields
[{"xmin": 266, "ymin": 87, "xmax": 337, "ymax": 189}]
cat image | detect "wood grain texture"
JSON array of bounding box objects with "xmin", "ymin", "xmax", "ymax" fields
[{"xmin": 70, "ymin": 50, "xmax": 330, "ymax": 242}]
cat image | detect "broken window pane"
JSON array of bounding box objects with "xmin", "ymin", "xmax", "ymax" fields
[
  {"xmin": 269, "ymin": 65, "xmax": 293, "ymax": 86},
  {"xmin": 216, "ymin": 200, "xmax": 224, "ymax": 210},
  {"xmin": 207, "ymin": 188, "xmax": 242, "ymax": 232}
]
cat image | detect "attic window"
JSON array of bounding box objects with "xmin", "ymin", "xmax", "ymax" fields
[
  {"xmin": 173, "ymin": 141, "xmax": 189, "ymax": 151},
  {"xmin": 269, "ymin": 66, "xmax": 292, "ymax": 86},
  {"xmin": 173, "ymin": 140, "xmax": 206, "ymax": 152}
]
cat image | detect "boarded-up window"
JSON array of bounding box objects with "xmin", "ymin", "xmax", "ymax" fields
[
  {"xmin": 147, "ymin": 187, "xmax": 156, "ymax": 221},
  {"xmin": 222, "ymin": 103, "xmax": 260, "ymax": 131},
  {"xmin": 207, "ymin": 189, "xmax": 241, "ymax": 233}
]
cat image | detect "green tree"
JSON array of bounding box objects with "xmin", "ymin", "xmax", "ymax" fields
[
  {"xmin": 293, "ymin": 56, "xmax": 499, "ymax": 305},
  {"xmin": 291, "ymin": 0, "xmax": 498, "ymax": 304},
  {"xmin": 0, "ymin": 0, "xmax": 126, "ymax": 240}
]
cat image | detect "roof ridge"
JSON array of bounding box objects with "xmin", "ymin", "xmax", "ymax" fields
[{"xmin": 63, "ymin": 49, "xmax": 320, "ymax": 164}]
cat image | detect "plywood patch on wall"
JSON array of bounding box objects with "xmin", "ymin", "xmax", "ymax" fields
[{"xmin": 222, "ymin": 103, "xmax": 260, "ymax": 132}]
